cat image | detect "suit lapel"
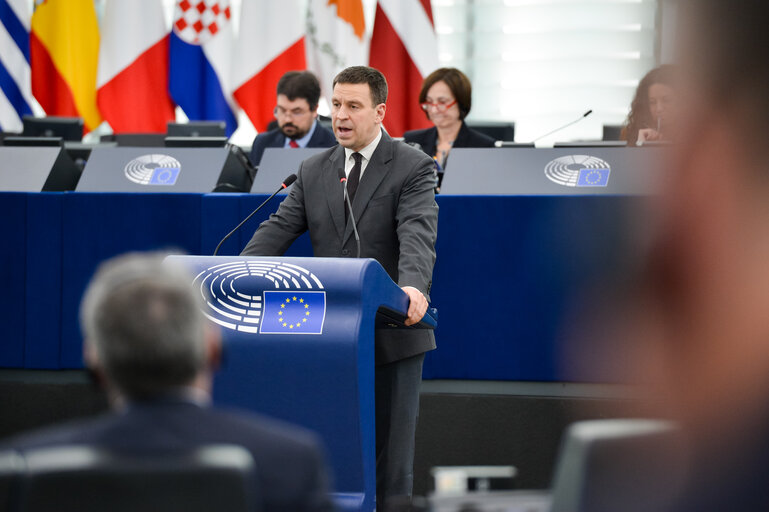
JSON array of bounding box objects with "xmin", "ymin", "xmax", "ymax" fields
[
  {"xmin": 343, "ymin": 132, "xmax": 394, "ymax": 245},
  {"xmin": 323, "ymin": 146, "xmax": 347, "ymax": 240}
]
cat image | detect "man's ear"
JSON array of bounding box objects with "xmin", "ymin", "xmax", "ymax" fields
[
  {"xmin": 204, "ymin": 323, "xmax": 223, "ymax": 372},
  {"xmin": 375, "ymin": 103, "xmax": 386, "ymax": 124}
]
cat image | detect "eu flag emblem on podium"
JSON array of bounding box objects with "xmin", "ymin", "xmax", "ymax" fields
[
  {"xmin": 577, "ymin": 168, "xmax": 610, "ymax": 187},
  {"xmin": 260, "ymin": 291, "xmax": 327, "ymax": 334}
]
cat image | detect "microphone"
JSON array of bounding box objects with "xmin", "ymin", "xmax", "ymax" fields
[
  {"xmin": 340, "ymin": 176, "xmax": 361, "ymax": 258},
  {"xmin": 529, "ymin": 110, "xmax": 593, "ymax": 144},
  {"xmin": 212, "ymin": 174, "xmax": 297, "ymax": 256}
]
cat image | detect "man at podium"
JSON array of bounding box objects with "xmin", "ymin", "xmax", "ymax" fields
[{"xmin": 242, "ymin": 66, "xmax": 439, "ymax": 508}]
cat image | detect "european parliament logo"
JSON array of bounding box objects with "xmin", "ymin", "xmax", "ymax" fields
[
  {"xmin": 192, "ymin": 260, "xmax": 326, "ymax": 334},
  {"xmin": 124, "ymin": 154, "xmax": 182, "ymax": 186},
  {"xmin": 544, "ymin": 155, "xmax": 611, "ymax": 187}
]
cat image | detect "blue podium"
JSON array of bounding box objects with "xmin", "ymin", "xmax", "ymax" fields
[{"xmin": 166, "ymin": 256, "xmax": 436, "ymax": 512}]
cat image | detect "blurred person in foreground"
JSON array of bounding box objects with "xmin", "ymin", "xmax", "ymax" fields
[
  {"xmin": 622, "ymin": 64, "xmax": 677, "ymax": 146},
  {"xmin": 249, "ymin": 70, "xmax": 337, "ymax": 166},
  {"xmin": 403, "ymin": 67, "xmax": 495, "ymax": 171},
  {"xmin": 1, "ymin": 252, "xmax": 332, "ymax": 512},
  {"xmin": 615, "ymin": 1, "xmax": 769, "ymax": 510}
]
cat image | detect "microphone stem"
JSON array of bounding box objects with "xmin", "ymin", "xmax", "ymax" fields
[
  {"xmin": 343, "ymin": 181, "xmax": 361, "ymax": 258},
  {"xmin": 213, "ymin": 184, "xmax": 286, "ymax": 256}
]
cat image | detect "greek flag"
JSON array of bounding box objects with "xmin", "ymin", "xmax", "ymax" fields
[{"xmin": 0, "ymin": 0, "xmax": 32, "ymax": 132}]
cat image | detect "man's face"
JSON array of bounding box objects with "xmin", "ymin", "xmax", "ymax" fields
[
  {"xmin": 331, "ymin": 82, "xmax": 385, "ymax": 152},
  {"xmin": 275, "ymin": 95, "xmax": 316, "ymax": 139}
]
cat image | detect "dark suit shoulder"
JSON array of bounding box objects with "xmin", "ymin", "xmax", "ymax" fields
[
  {"xmin": 249, "ymin": 129, "xmax": 285, "ymax": 166},
  {"xmin": 308, "ymin": 124, "xmax": 337, "ymax": 148},
  {"xmin": 403, "ymin": 127, "xmax": 436, "ymax": 146}
]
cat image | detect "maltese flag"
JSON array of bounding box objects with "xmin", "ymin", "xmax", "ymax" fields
[
  {"xmin": 97, "ymin": 0, "xmax": 175, "ymax": 133},
  {"xmin": 233, "ymin": 0, "xmax": 305, "ymax": 133},
  {"xmin": 369, "ymin": 0, "xmax": 438, "ymax": 136},
  {"xmin": 169, "ymin": 0, "xmax": 237, "ymax": 136},
  {"xmin": 305, "ymin": 0, "xmax": 369, "ymax": 105}
]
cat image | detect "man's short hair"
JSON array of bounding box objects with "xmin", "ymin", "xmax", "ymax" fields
[
  {"xmin": 80, "ymin": 253, "xmax": 206, "ymax": 400},
  {"xmin": 333, "ymin": 66, "xmax": 388, "ymax": 106},
  {"xmin": 277, "ymin": 71, "xmax": 321, "ymax": 111}
]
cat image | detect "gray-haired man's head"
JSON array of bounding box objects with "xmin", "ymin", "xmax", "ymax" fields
[{"xmin": 80, "ymin": 253, "xmax": 216, "ymax": 401}]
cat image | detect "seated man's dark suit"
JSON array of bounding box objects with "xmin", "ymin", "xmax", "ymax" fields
[
  {"xmin": 241, "ymin": 131, "xmax": 439, "ymax": 505},
  {"xmin": 249, "ymin": 121, "xmax": 337, "ymax": 166},
  {"xmin": 403, "ymin": 121, "xmax": 496, "ymax": 162},
  {"xmin": 2, "ymin": 398, "xmax": 332, "ymax": 512}
]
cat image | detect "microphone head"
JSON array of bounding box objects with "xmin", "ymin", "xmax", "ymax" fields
[
  {"xmin": 283, "ymin": 174, "xmax": 298, "ymax": 187},
  {"xmin": 583, "ymin": 109, "xmax": 593, "ymax": 117},
  {"xmin": 340, "ymin": 177, "xmax": 347, "ymax": 183}
]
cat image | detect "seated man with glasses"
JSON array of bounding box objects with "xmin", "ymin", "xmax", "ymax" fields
[
  {"xmin": 249, "ymin": 71, "xmax": 337, "ymax": 166},
  {"xmin": 404, "ymin": 67, "xmax": 495, "ymax": 173}
]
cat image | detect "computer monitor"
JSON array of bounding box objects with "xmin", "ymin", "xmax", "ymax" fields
[
  {"xmin": 602, "ymin": 124, "xmax": 624, "ymax": 141},
  {"xmin": 466, "ymin": 121, "xmax": 515, "ymax": 142},
  {"xmin": 167, "ymin": 121, "xmax": 226, "ymax": 137},
  {"xmin": 22, "ymin": 116, "xmax": 83, "ymax": 142}
]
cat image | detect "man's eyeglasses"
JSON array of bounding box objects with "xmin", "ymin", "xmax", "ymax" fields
[
  {"xmin": 274, "ymin": 106, "xmax": 311, "ymax": 118},
  {"xmin": 420, "ymin": 99, "xmax": 457, "ymax": 112}
]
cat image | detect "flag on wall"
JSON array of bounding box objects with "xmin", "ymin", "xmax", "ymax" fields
[
  {"xmin": 0, "ymin": 0, "xmax": 33, "ymax": 132},
  {"xmin": 169, "ymin": 0, "xmax": 237, "ymax": 136},
  {"xmin": 233, "ymin": 0, "xmax": 305, "ymax": 133},
  {"xmin": 305, "ymin": 0, "xmax": 368, "ymax": 104},
  {"xmin": 369, "ymin": 0, "xmax": 438, "ymax": 136},
  {"xmin": 97, "ymin": 0, "xmax": 175, "ymax": 134},
  {"xmin": 30, "ymin": 0, "xmax": 102, "ymax": 132}
]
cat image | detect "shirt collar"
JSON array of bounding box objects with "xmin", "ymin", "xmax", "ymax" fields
[{"xmin": 344, "ymin": 127, "xmax": 383, "ymax": 163}]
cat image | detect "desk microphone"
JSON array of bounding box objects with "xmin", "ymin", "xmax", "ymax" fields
[
  {"xmin": 340, "ymin": 176, "xmax": 361, "ymax": 258},
  {"xmin": 529, "ymin": 110, "xmax": 593, "ymax": 144},
  {"xmin": 212, "ymin": 174, "xmax": 297, "ymax": 256}
]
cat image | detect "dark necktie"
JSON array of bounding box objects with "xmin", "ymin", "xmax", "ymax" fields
[
  {"xmin": 288, "ymin": 139, "xmax": 299, "ymax": 148},
  {"xmin": 347, "ymin": 152, "xmax": 362, "ymax": 202}
]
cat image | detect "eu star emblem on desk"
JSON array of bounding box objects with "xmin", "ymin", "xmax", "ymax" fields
[
  {"xmin": 577, "ymin": 167, "xmax": 610, "ymax": 187},
  {"xmin": 259, "ymin": 291, "xmax": 326, "ymax": 334}
]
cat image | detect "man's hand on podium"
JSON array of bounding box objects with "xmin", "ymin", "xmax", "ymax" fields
[{"xmin": 401, "ymin": 286, "xmax": 428, "ymax": 326}]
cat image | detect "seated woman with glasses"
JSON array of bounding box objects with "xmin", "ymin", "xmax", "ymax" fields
[{"xmin": 404, "ymin": 67, "xmax": 495, "ymax": 172}]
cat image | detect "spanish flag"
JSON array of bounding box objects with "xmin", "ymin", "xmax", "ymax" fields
[{"xmin": 30, "ymin": 0, "xmax": 102, "ymax": 133}]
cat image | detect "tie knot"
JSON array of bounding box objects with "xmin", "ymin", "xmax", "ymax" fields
[
  {"xmin": 289, "ymin": 139, "xmax": 299, "ymax": 148},
  {"xmin": 352, "ymin": 152, "xmax": 362, "ymax": 164}
]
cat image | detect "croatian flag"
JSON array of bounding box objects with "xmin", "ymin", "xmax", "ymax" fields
[
  {"xmin": 169, "ymin": 0, "xmax": 237, "ymax": 136},
  {"xmin": 0, "ymin": 0, "xmax": 32, "ymax": 132}
]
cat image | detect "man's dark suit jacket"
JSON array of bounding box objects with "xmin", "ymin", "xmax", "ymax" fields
[
  {"xmin": 242, "ymin": 131, "xmax": 439, "ymax": 364},
  {"xmin": 2, "ymin": 399, "xmax": 332, "ymax": 512},
  {"xmin": 249, "ymin": 122, "xmax": 337, "ymax": 166},
  {"xmin": 403, "ymin": 121, "xmax": 496, "ymax": 161}
]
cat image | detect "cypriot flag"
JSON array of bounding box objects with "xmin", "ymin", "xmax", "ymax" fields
[{"xmin": 305, "ymin": 0, "xmax": 369, "ymax": 105}]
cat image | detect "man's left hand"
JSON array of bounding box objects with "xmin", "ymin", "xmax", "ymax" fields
[{"xmin": 401, "ymin": 286, "xmax": 428, "ymax": 326}]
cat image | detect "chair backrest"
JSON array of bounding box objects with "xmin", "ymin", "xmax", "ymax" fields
[
  {"xmin": 549, "ymin": 419, "xmax": 684, "ymax": 512},
  {"xmin": 0, "ymin": 450, "xmax": 24, "ymax": 512},
  {"xmin": 15, "ymin": 444, "xmax": 258, "ymax": 512}
]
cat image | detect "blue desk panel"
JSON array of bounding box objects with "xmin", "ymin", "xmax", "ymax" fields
[{"xmin": 2, "ymin": 191, "xmax": 637, "ymax": 383}]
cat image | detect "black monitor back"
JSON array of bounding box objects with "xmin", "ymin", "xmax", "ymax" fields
[
  {"xmin": 22, "ymin": 116, "xmax": 83, "ymax": 142},
  {"xmin": 167, "ymin": 121, "xmax": 226, "ymax": 137}
]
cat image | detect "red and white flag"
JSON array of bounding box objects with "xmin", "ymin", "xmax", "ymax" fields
[
  {"xmin": 96, "ymin": 0, "xmax": 175, "ymax": 133},
  {"xmin": 369, "ymin": 0, "xmax": 438, "ymax": 136},
  {"xmin": 233, "ymin": 0, "xmax": 306, "ymax": 132},
  {"xmin": 305, "ymin": 0, "xmax": 369, "ymax": 105}
]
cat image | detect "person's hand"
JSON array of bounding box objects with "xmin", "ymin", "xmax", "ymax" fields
[
  {"xmin": 637, "ymin": 128, "xmax": 662, "ymax": 145},
  {"xmin": 401, "ymin": 286, "xmax": 428, "ymax": 326}
]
